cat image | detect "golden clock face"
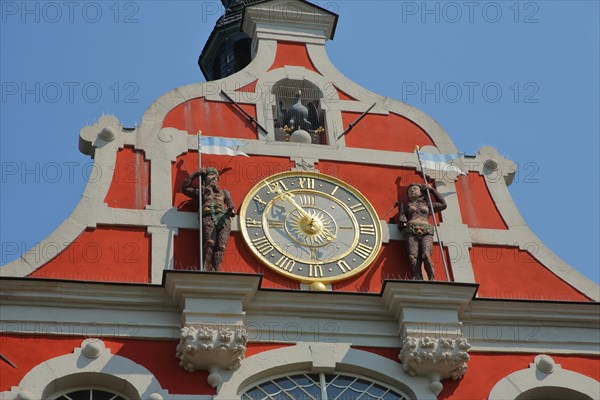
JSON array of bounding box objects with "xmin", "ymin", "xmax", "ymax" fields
[{"xmin": 239, "ymin": 171, "xmax": 382, "ymax": 283}]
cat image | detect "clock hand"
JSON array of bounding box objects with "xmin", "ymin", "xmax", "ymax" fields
[
  {"xmin": 267, "ymin": 181, "xmax": 313, "ymax": 221},
  {"xmin": 319, "ymin": 224, "xmax": 336, "ymax": 241}
]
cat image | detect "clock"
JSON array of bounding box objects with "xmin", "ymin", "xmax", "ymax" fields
[{"xmin": 239, "ymin": 171, "xmax": 382, "ymax": 284}]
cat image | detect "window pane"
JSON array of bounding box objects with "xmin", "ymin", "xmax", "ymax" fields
[
  {"xmin": 273, "ymin": 377, "xmax": 296, "ymax": 390},
  {"xmin": 66, "ymin": 390, "xmax": 89, "ymax": 400},
  {"xmin": 92, "ymin": 390, "xmax": 118, "ymax": 400},
  {"xmin": 243, "ymin": 372, "xmax": 408, "ymax": 400}
]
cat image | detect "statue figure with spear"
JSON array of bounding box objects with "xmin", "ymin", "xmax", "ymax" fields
[
  {"xmin": 181, "ymin": 131, "xmax": 247, "ymax": 272},
  {"xmin": 396, "ymin": 146, "xmax": 459, "ymax": 281}
]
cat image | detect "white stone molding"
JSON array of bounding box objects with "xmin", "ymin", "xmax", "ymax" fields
[
  {"xmin": 488, "ymin": 354, "xmax": 600, "ymax": 400},
  {"xmin": 2, "ymin": 276, "xmax": 599, "ymax": 354},
  {"xmin": 176, "ymin": 324, "xmax": 248, "ymax": 387},
  {"xmin": 399, "ymin": 336, "xmax": 471, "ymax": 396},
  {"xmin": 147, "ymin": 226, "xmax": 175, "ymax": 284},
  {"xmin": 216, "ymin": 343, "xmax": 435, "ymax": 400},
  {"xmin": 0, "ymin": 339, "xmax": 169, "ymax": 400}
]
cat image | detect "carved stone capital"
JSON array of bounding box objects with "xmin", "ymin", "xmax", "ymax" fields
[
  {"xmin": 176, "ymin": 323, "xmax": 248, "ymax": 386},
  {"xmin": 399, "ymin": 336, "xmax": 471, "ymax": 396}
]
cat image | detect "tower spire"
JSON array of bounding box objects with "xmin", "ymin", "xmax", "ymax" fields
[{"xmin": 198, "ymin": 0, "xmax": 261, "ymax": 81}]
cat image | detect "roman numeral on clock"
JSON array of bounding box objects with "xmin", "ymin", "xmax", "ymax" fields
[
  {"xmin": 309, "ymin": 264, "xmax": 323, "ymax": 277},
  {"xmin": 246, "ymin": 218, "xmax": 262, "ymax": 228},
  {"xmin": 350, "ymin": 203, "xmax": 365, "ymax": 213},
  {"xmin": 337, "ymin": 259, "xmax": 352, "ymax": 273},
  {"xmin": 275, "ymin": 255, "xmax": 295, "ymax": 272},
  {"xmin": 359, "ymin": 224, "xmax": 376, "ymax": 235},
  {"xmin": 252, "ymin": 236, "xmax": 273, "ymax": 255},
  {"xmin": 299, "ymin": 195, "xmax": 315, "ymax": 206},
  {"xmin": 298, "ymin": 177, "xmax": 315, "ymax": 189},
  {"xmin": 268, "ymin": 219, "xmax": 284, "ymax": 229},
  {"xmin": 353, "ymin": 243, "xmax": 373, "ymax": 259}
]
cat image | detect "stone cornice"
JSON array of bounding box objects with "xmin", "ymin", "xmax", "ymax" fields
[
  {"xmin": 1, "ymin": 276, "xmax": 598, "ymax": 354},
  {"xmin": 463, "ymin": 299, "xmax": 600, "ymax": 326},
  {"xmin": 165, "ymin": 271, "xmax": 261, "ymax": 309},
  {"xmin": 382, "ymin": 281, "xmax": 478, "ymax": 319}
]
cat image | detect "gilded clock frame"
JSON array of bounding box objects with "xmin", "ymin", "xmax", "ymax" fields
[{"xmin": 239, "ymin": 170, "xmax": 382, "ymax": 284}]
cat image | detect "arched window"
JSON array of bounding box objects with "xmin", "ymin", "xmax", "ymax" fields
[
  {"xmin": 49, "ymin": 388, "xmax": 129, "ymax": 400},
  {"xmin": 515, "ymin": 386, "xmax": 593, "ymax": 400},
  {"xmin": 272, "ymin": 79, "xmax": 327, "ymax": 144},
  {"xmin": 242, "ymin": 372, "xmax": 410, "ymax": 400},
  {"xmin": 215, "ymin": 344, "xmax": 431, "ymax": 399},
  {"xmin": 488, "ymin": 355, "xmax": 599, "ymax": 400},
  {"xmin": 6, "ymin": 339, "xmax": 165, "ymax": 400}
]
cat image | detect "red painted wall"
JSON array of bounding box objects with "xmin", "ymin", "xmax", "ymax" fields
[
  {"xmin": 0, "ymin": 334, "xmax": 292, "ymax": 394},
  {"xmin": 269, "ymin": 41, "xmax": 320, "ymax": 74},
  {"xmin": 440, "ymin": 352, "xmax": 600, "ymax": 399},
  {"xmin": 163, "ymin": 98, "xmax": 258, "ymax": 138},
  {"xmin": 4, "ymin": 335, "xmax": 597, "ymax": 398},
  {"xmin": 470, "ymin": 245, "xmax": 591, "ymax": 301},
  {"xmin": 236, "ymin": 80, "xmax": 258, "ymax": 93},
  {"xmin": 341, "ymin": 112, "xmax": 434, "ymax": 152},
  {"xmin": 29, "ymin": 226, "xmax": 151, "ymax": 283},
  {"xmin": 104, "ymin": 147, "xmax": 150, "ymax": 210},
  {"xmin": 455, "ymin": 173, "xmax": 508, "ymax": 229},
  {"xmin": 0, "ymin": 334, "xmax": 213, "ymax": 394},
  {"xmin": 334, "ymin": 243, "xmax": 452, "ymax": 292},
  {"xmin": 173, "ymin": 230, "xmax": 300, "ymax": 290}
]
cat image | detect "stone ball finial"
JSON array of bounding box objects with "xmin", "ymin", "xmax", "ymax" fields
[
  {"xmin": 100, "ymin": 126, "xmax": 117, "ymax": 141},
  {"xmin": 484, "ymin": 158, "xmax": 499, "ymax": 170},
  {"xmin": 289, "ymin": 129, "xmax": 312, "ymax": 144},
  {"xmin": 81, "ymin": 338, "xmax": 106, "ymax": 359},
  {"xmin": 535, "ymin": 354, "xmax": 555, "ymax": 373},
  {"xmin": 207, "ymin": 364, "xmax": 223, "ymax": 387}
]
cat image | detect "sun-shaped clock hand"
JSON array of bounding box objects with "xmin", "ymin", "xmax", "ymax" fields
[{"xmin": 267, "ymin": 180, "xmax": 336, "ymax": 242}]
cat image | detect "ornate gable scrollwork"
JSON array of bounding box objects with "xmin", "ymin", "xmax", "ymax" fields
[
  {"xmin": 176, "ymin": 324, "xmax": 248, "ymax": 387},
  {"xmin": 399, "ymin": 336, "xmax": 471, "ymax": 396}
]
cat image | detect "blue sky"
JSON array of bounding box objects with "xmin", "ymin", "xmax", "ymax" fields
[{"xmin": 1, "ymin": 1, "xmax": 598, "ymax": 285}]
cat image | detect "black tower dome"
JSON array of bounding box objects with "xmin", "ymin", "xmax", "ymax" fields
[{"xmin": 198, "ymin": 0, "xmax": 263, "ymax": 81}]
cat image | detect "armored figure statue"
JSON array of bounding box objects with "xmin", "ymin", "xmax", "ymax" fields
[
  {"xmin": 182, "ymin": 167, "xmax": 235, "ymax": 272},
  {"xmin": 397, "ymin": 183, "xmax": 447, "ymax": 280}
]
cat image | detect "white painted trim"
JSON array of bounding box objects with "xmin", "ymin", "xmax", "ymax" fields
[
  {"xmin": 215, "ymin": 343, "xmax": 435, "ymax": 400},
  {"xmin": 488, "ymin": 355, "xmax": 600, "ymax": 400},
  {"xmin": 0, "ymin": 339, "xmax": 168, "ymax": 400},
  {"xmin": 1, "ymin": 277, "xmax": 598, "ymax": 354}
]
